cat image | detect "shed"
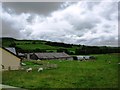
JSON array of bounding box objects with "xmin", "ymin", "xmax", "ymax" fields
[
  {"xmin": 74, "ymin": 55, "xmax": 95, "ymax": 61},
  {"xmin": 18, "ymin": 53, "xmax": 26, "ymax": 59},
  {"xmin": 0, "ymin": 47, "xmax": 21, "ymax": 70},
  {"xmin": 28, "ymin": 52, "xmax": 73, "ymax": 60}
]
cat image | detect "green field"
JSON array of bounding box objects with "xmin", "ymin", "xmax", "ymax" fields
[
  {"xmin": 15, "ymin": 41, "xmax": 78, "ymax": 51},
  {"xmin": 17, "ymin": 44, "xmax": 57, "ymax": 50},
  {"xmin": 1, "ymin": 37, "xmax": 119, "ymax": 55},
  {"xmin": 1, "ymin": 38, "xmax": 79, "ymax": 53},
  {"xmin": 2, "ymin": 54, "xmax": 119, "ymax": 89}
]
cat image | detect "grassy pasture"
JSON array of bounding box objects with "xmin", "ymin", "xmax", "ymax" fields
[
  {"xmin": 2, "ymin": 54, "xmax": 119, "ymax": 89},
  {"xmin": 16, "ymin": 44, "xmax": 57, "ymax": 50},
  {"xmin": 15, "ymin": 40, "xmax": 78, "ymax": 52}
]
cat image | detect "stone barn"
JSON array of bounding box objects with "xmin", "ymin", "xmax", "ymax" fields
[
  {"xmin": 0, "ymin": 47, "xmax": 21, "ymax": 70},
  {"xmin": 27, "ymin": 52, "xmax": 73, "ymax": 60}
]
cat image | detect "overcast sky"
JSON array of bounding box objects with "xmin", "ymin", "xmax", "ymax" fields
[{"xmin": 0, "ymin": 0, "xmax": 119, "ymax": 47}]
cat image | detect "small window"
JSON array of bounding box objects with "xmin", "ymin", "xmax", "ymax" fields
[{"xmin": 1, "ymin": 65, "xmax": 4, "ymax": 69}]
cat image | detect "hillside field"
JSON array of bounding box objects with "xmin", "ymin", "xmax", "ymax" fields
[
  {"xmin": 2, "ymin": 54, "xmax": 119, "ymax": 89},
  {"xmin": 1, "ymin": 37, "xmax": 119, "ymax": 55}
]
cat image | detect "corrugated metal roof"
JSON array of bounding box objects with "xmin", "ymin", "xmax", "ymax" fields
[{"xmin": 18, "ymin": 53, "xmax": 25, "ymax": 56}]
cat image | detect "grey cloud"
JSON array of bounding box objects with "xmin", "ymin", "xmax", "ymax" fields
[
  {"xmin": 77, "ymin": 36, "xmax": 118, "ymax": 47},
  {"xmin": 2, "ymin": 20, "xmax": 21, "ymax": 38},
  {"xmin": 2, "ymin": 2, "xmax": 63, "ymax": 16},
  {"xmin": 86, "ymin": 2, "xmax": 100, "ymax": 10},
  {"xmin": 1, "ymin": 1, "xmax": 118, "ymax": 47},
  {"xmin": 91, "ymin": 38, "xmax": 118, "ymax": 47},
  {"xmin": 72, "ymin": 19, "xmax": 100, "ymax": 31},
  {"xmin": 101, "ymin": 2, "xmax": 118, "ymax": 21}
]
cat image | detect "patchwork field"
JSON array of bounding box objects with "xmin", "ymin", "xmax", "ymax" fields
[{"xmin": 2, "ymin": 54, "xmax": 119, "ymax": 89}]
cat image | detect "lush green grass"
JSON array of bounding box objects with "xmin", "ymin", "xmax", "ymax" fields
[
  {"xmin": 2, "ymin": 54, "xmax": 119, "ymax": 89},
  {"xmin": 16, "ymin": 43, "xmax": 77, "ymax": 52},
  {"xmin": 16, "ymin": 43, "xmax": 78, "ymax": 53},
  {"xmin": 15, "ymin": 40, "xmax": 77, "ymax": 51},
  {"xmin": 16, "ymin": 44, "xmax": 57, "ymax": 50}
]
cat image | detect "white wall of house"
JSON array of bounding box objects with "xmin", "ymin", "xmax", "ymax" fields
[{"xmin": 1, "ymin": 48, "xmax": 21, "ymax": 70}]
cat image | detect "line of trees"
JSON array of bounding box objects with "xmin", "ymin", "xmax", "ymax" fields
[
  {"xmin": 15, "ymin": 45, "xmax": 120, "ymax": 55},
  {"xmin": 2, "ymin": 37, "xmax": 119, "ymax": 55},
  {"xmin": 46, "ymin": 41, "xmax": 73, "ymax": 48},
  {"xmin": 75, "ymin": 46, "xmax": 120, "ymax": 55}
]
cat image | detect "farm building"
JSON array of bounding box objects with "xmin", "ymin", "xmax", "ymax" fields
[
  {"xmin": 26, "ymin": 52, "xmax": 73, "ymax": 60},
  {"xmin": 18, "ymin": 52, "xmax": 26, "ymax": 58},
  {"xmin": 73, "ymin": 56, "xmax": 95, "ymax": 61},
  {"xmin": 0, "ymin": 47, "xmax": 21, "ymax": 70}
]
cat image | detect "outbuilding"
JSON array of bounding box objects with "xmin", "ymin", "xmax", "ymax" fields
[
  {"xmin": 27, "ymin": 52, "xmax": 73, "ymax": 60},
  {"xmin": 73, "ymin": 55, "xmax": 95, "ymax": 61}
]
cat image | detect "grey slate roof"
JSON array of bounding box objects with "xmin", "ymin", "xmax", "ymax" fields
[
  {"xmin": 34, "ymin": 52, "xmax": 71, "ymax": 59},
  {"xmin": 5, "ymin": 47, "xmax": 17, "ymax": 55}
]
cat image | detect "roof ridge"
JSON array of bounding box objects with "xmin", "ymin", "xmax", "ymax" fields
[{"xmin": 1, "ymin": 47, "xmax": 21, "ymax": 60}]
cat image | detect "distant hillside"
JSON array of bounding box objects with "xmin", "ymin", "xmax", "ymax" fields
[
  {"xmin": 1, "ymin": 37, "xmax": 120, "ymax": 55},
  {"xmin": 0, "ymin": 37, "xmax": 16, "ymax": 40}
]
